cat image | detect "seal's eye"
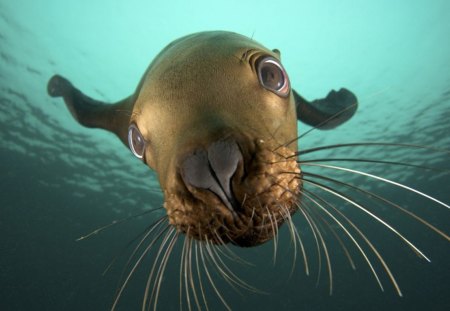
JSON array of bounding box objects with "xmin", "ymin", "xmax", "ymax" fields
[
  {"xmin": 128, "ymin": 123, "xmax": 146, "ymax": 159},
  {"xmin": 257, "ymin": 56, "xmax": 290, "ymax": 97}
]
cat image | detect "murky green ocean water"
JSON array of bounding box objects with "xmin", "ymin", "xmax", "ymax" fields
[{"xmin": 1, "ymin": 0, "xmax": 449, "ymax": 310}]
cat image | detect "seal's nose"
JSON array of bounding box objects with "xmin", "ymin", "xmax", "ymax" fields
[{"xmin": 180, "ymin": 139, "xmax": 242, "ymax": 214}]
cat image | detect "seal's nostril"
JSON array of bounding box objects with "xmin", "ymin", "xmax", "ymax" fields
[
  {"xmin": 180, "ymin": 149, "xmax": 217, "ymax": 191},
  {"xmin": 207, "ymin": 139, "xmax": 242, "ymax": 208},
  {"xmin": 180, "ymin": 139, "xmax": 242, "ymax": 213}
]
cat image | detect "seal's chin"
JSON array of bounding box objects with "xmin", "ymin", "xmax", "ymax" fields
[{"xmin": 164, "ymin": 140, "xmax": 301, "ymax": 247}]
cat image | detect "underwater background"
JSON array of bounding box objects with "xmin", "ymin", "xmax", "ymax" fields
[{"xmin": 1, "ymin": 0, "xmax": 449, "ymax": 310}]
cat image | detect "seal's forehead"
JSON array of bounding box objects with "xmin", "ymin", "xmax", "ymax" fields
[
  {"xmin": 131, "ymin": 31, "xmax": 293, "ymax": 135},
  {"xmin": 185, "ymin": 31, "xmax": 271, "ymax": 52},
  {"xmin": 134, "ymin": 32, "xmax": 281, "ymax": 107},
  {"xmin": 150, "ymin": 31, "xmax": 277, "ymax": 69}
]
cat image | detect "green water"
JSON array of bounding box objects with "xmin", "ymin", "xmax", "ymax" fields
[{"xmin": 1, "ymin": 0, "xmax": 449, "ymax": 310}]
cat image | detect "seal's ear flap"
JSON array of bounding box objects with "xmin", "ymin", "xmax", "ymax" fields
[
  {"xmin": 47, "ymin": 75, "xmax": 134, "ymax": 146},
  {"xmin": 293, "ymin": 88, "xmax": 358, "ymax": 130},
  {"xmin": 272, "ymin": 49, "xmax": 281, "ymax": 58}
]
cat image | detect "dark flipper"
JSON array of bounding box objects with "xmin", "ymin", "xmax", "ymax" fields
[
  {"xmin": 294, "ymin": 88, "xmax": 358, "ymax": 130},
  {"xmin": 47, "ymin": 75, "xmax": 134, "ymax": 146}
]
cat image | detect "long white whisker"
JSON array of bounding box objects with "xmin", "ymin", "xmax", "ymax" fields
[
  {"xmin": 295, "ymin": 142, "xmax": 450, "ymax": 157},
  {"xmin": 212, "ymin": 231, "xmax": 253, "ymax": 266},
  {"xmin": 265, "ymin": 205, "xmax": 278, "ymax": 265},
  {"xmin": 179, "ymin": 231, "xmax": 189, "ymax": 311},
  {"xmin": 279, "ymin": 205, "xmax": 297, "ymax": 276},
  {"xmin": 301, "ymin": 202, "xmax": 333, "ymax": 295},
  {"xmin": 76, "ymin": 207, "xmax": 164, "ymax": 241},
  {"xmin": 302, "ymin": 178, "xmax": 431, "ymax": 262},
  {"xmin": 199, "ymin": 240, "xmax": 232, "ymax": 311},
  {"xmin": 111, "ymin": 220, "xmax": 168, "ymax": 311},
  {"xmin": 301, "ymin": 190, "xmax": 385, "ymax": 293},
  {"xmin": 278, "ymin": 101, "xmax": 358, "ymax": 149},
  {"xmin": 152, "ymin": 229, "xmax": 178, "ymax": 311},
  {"xmin": 299, "ymin": 157, "xmax": 448, "ymax": 173},
  {"xmin": 303, "ymin": 171, "xmax": 450, "ymax": 242},
  {"xmin": 187, "ymin": 237, "xmax": 201, "ymax": 311},
  {"xmin": 144, "ymin": 227, "xmax": 176, "ymax": 311},
  {"xmin": 291, "ymin": 214, "xmax": 310, "ymax": 276},
  {"xmin": 296, "ymin": 202, "xmax": 323, "ymax": 284},
  {"xmin": 183, "ymin": 235, "xmax": 192, "ymax": 311},
  {"xmin": 204, "ymin": 239, "xmax": 242, "ymax": 294},
  {"xmin": 318, "ymin": 212, "xmax": 357, "ymax": 270},
  {"xmin": 208, "ymin": 239, "xmax": 261, "ymax": 293},
  {"xmin": 301, "ymin": 162, "xmax": 450, "ymax": 209},
  {"xmin": 112, "ymin": 216, "xmax": 167, "ymax": 291},
  {"xmin": 194, "ymin": 241, "xmax": 209, "ymax": 311}
]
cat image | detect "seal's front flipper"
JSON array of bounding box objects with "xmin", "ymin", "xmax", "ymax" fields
[
  {"xmin": 47, "ymin": 75, "xmax": 133, "ymax": 145},
  {"xmin": 294, "ymin": 88, "xmax": 358, "ymax": 130}
]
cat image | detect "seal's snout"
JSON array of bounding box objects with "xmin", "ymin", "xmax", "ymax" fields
[
  {"xmin": 180, "ymin": 139, "xmax": 243, "ymax": 214},
  {"xmin": 167, "ymin": 137, "xmax": 301, "ymax": 246}
]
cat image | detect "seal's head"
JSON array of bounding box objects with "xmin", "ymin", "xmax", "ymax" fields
[{"xmin": 128, "ymin": 32, "xmax": 300, "ymax": 246}]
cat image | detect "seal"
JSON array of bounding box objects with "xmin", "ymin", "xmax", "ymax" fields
[
  {"xmin": 48, "ymin": 31, "xmax": 450, "ymax": 310},
  {"xmin": 47, "ymin": 31, "xmax": 364, "ymax": 309},
  {"xmin": 47, "ymin": 31, "xmax": 357, "ymax": 247}
]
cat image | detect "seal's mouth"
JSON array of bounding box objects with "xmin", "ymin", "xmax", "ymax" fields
[{"xmin": 164, "ymin": 137, "xmax": 301, "ymax": 247}]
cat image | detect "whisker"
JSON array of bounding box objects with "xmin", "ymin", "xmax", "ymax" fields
[
  {"xmin": 276, "ymin": 101, "xmax": 358, "ymax": 151},
  {"xmin": 76, "ymin": 207, "xmax": 163, "ymax": 241},
  {"xmin": 194, "ymin": 240, "xmax": 209, "ymax": 311},
  {"xmin": 254, "ymin": 196, "xmax": 273, "ymax": 253},
  {"xmin": 179, "ymin": 230, "xmax": 188, "ymax": 311},
  {"xmin": 264, "ymin": 205, "xmax": 278, "ymax": 265},
  {"xmin": 271, "ymin": 191, "xmax": 310, "ymax": 276},
  {"xmin": 199, "ymin": 239, "xmax": 232, "ymax": 311},
  {"xmin": 296, "ymin": 201, "xmax": 323, "ymax": 286},
  {"xmin": 300, "ymin": 162, "xmax": 450, "ymax": 210},
  {"xmin": 297, "ymin": 102, "xmax": 358, "ymax": 140},
  {"xmin": 103, "ymin": 216, "xmax": 166, "ymax": 276},
  {"xmin": 152, "ymin": 228, "xmax": 178, "ymax": 311},
  {"xmin": 204, "ymin": 239, "xmax": 242, "ymax": 294},
  {"xmin": 301, "ymin": 201, "xmax": 333, "ymax": 295},
  {"xmin": 302, "ymin": 177, "xmax": 431, "ymax": 262},
  {"xmin": 143, "ymin": 226, "xmax": 176, "ymax": 311},
  {"xmin": 300, "ymin": 189, "xmax": 386, "ymax": 293},
  {"xmin": 290, "ymin": 213, "xmax": 310, "ymax": 276},
  {"xmin": 113, "ymin": 216, "xmax": 168, "ymax": 292},
  {"xmin": 111, "ymin": 220, "xmax": 169, "ymax": 311},
  {"xmin": 255, "ymin": 205, "xmax": 268, "ymax": 242},
  {"xmin": 316, "ymin": 211, "xmax": 357, "ymax": 270},
  {"xmin": 305, "ymin": 188, "xmax": 406, "ymax": 296},
  {"xmin": 207, "ymin": 239, "xmax": 261, "ymax": 294},
  {"xmin": 183, "ymin": 234, "xmax": 192, "ymax": 311},
  {"xmin": 279, "ymin": 205, "xmax": 298, "ymax": 277},
  {"xmin": 212, "ymin": 230, "xmax": 253, "ymax": 266},
  {"xmin": 303, "ymin": 171, "xmax": 450, "ymax": 242},
  {"xmin": 295, "ymin": 142, "xmax": 450, "ymax": 157},
  {"xmin": 187, "ymin": 237, "xmax": 201, "ymax": 311},
  {"xmin": 299, "ymin": 158, "xmax": 449, "ymax": 173}
]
